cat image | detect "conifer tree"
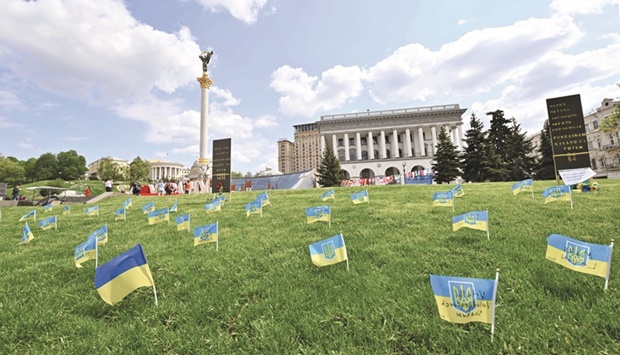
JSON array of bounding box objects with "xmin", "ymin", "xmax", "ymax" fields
[
  {"xmin": 486, "ymin": 110, "xmax": 511, "ymax": 181},
  {"xmin": 536, "ymin": 120, "xmax": 556, "ymax": 180},
  {"xmin": 506, "ymin": 118, "xmax": 537, "ymax": 181},
  {"xmin": 461, "ymin": 113, "xmax": 494, "ymax": 182},
  {"xmin": 432, "ymin": 127, "xmax": 461, "ymax": 184},
  {"xmin": 316, "ymin": 144, "xmax": 343, "ymax": 187}
]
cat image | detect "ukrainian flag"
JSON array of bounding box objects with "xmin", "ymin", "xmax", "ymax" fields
[
  {"xmin": 115, "ymin": 207, "xmax": 126, "ymax": 221},
  {"xmin": 193, "ymin": 222, "xmax": 218, "ymax": 247},
  {"xmin": 546, "ymin": 234, "xmax": 613, "ymax": 278},
  {"xmin": 63, "ymin": 205, "xmax": 71, "ymax": 215},
  {"xmin": 542, "ymin": 185, "xmax": 571, "ymax": 204},
  {"xmin": 257, "ymin": 192, "xmax": 271, "ymax": 207},
  {"xmin": 217, "ymin": 194, "xmax": 227, "ymax": 203},
  {"xmin": 176, "ymin": 214, "xmax": 190, "ymax": 232},
  {"xmin": 19, "ymin": 210, "xmax": 36, "ymax": 222},
  {"xmin": 453, "ymin": 211, "xmax": 488, "ymax": 232},
  {"xmin": 141, "ymin": 201, "xmax": 155, "ymax": 214},
  {"xmin": 452, "ymin": 184, "xmax": 464, "ymax": 198},
  {"xmin": 512, "ymin": 179, "xmax": 533, "ymax": 195},
  {"xmin": 38, "ymin": 215, "xmax": 57, "ymax": 231},
  {"xmin": 350, "ymin": 190, "xmax": 369, "ymax": 204},
  {"xmin": 430, "ymin": 274, "xmax": 498, "ymax": 324},
  {"xmin": 432, "ymin": 191, "xmax": 454, "ymax": 207},
  {"xmin": 74, "ymin": 235, "xmax": 97, "ymax": 268},
  {"xmin": 321, "ymin": 189, "xmax": 335, "ymax": 202},
  {"xmin": 170, "ymin": 201, "xmax": 178, "ymax": 213},
  {"xmin": 245, "ymin": 200, "xmax": 262, "ymax": 217},
  {"xmin": 44, "ymin": 203, "xmax": 53, "ymax": 212},
  {"xmin": 148, "ymin": 208, "xmax": 170, "ymax": 225},
  {"xmin": 309, "ymin": 233, "xmax": 348, "ymax": 267},
  {"xmin": 94, "ymin": 244, "xmax": 155, "ymax": 306},
  {"xmin": 90, "ymin": 224, "xmax": 108, "ymax": 246},
  {"xmin": 85, "ymin": 205, "xmax": 99, "ymax": 217},
  {"xmin": 306, "ymin": 206, "xmax": 331, "ymax": 224},
  {"xmin": 19, "ymin": 223, "xmax": 34, "ymax": 244},
  {"xmin": 205, "ymin": 199, "xmax": 222, "ymax": 214},
  {"xmin": 123, "ymin": 198, "xmax": 132, "ymax": 209}
]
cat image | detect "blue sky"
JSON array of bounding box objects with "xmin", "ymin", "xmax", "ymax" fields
[{"xmin": 1, "ymin": 0, "xmax": 619, "ymax": 175}]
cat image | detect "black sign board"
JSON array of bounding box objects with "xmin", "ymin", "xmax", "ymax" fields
[
  {"xmin": 211, "ymin": 138, "xmax": 231, "ymax": 193},
  {"xmin": 546, "ymin": 94, "xmax": 590, "ymax": 171}
]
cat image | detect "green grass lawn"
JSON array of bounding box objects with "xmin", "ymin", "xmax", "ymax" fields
[{"xmin": 1, "ymin": 181, "xmax": 619, "ymax": 354}]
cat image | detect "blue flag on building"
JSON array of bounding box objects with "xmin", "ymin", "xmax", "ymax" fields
[
  {"xmin": 308, "ymin": 233, "xmax": 348, "ymax": 269},
  {"xmin": 74, "ymin": 234, "xmax": 97, "ymax": 268},
  {"xmin": 38, "ymin": 215, "xmax": 58, "ymax": 231},
  {"xmin": 85, "ymin": 205, "xmax": 99, "ymax": 217},
  {"xmin": 306, "ymin": 206, "xmax": 331, "ymax": 226},
  {"xmin": 542, "ymin": 185, "xmax": 571, "ymax": 204},
  {"xmin": 19, "ymin": 210, "xmax": 36, "ymax": 222},
  {"xmin": 19, "ymin": 223, "xmax": 34, "ymax": 244},
  {"xmin": 141, "ymin": 201, "xmax": 155, "ymax": 214},
  {"xmin": 432, "ymin": 191, "xmax": 454, "ymax": 208},
  {"xmin": 546, "ymin": 234, "xmax": 614, "ymax": 284},
  {"xmin": 512, "ymin": 179, "xmax": 533, "ymax": 195},
  {"xmin": 176, "ymin": 214, "xmax": 190, "ymax": 232},
  {"xmin": 170, "ymin": 200, "xmax": 178, "ymax": 213},
  {"xmin": 245, "ymin": 199, "xmax": 263, "ymax": 217},
  {"xmin": 148, "ymin": 208, "xmax": 170, "ymax": 225},
  {"xmin": 94, "ymin": 244, "xmax": 157, "ymax": 306},
  {"xmin": 115, "ymin": 207, "xmax": 126, "ymax": 221},
  {"xmin": 321, "ymin": 189, "xmax": 335, "ymax": 202},
  {"xmin": 350, "ymin": 190, "xmax": 369, "ymax": 204}
]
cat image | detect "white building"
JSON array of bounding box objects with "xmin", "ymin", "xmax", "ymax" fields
[
  {"xmin": 585, "ymin": 98, "xmax": 620, "ymax": 178},
  {"xmin": 87, "ymin": 157, "xmax": 129, "ymax": 179},
  {"xmin": 149, "ymin": 160, "xmax": 186, "ymax": 181}
]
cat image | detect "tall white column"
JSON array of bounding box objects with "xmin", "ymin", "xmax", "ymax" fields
[
  {"xmin": 344, "ymin": 133, "xmax": 350, "ymax": 161},
  {"xmin": 405, "ymin": 128, "xmax": 412, "ymax": 157},
  {"xmin": 451, "ymin": 126, "xmax": 458, "ymax": 145},
  {"xmin": 368, "ymin": 131, "xmax": 375, "ymax": 160},
  {"xmin": 457, "ymin": 125, "xmax": 464, "ymax": 150},
  {"xmin": 320, "ymin": 135, "xmax": 326, "ymax": 153},
  {"xmin": 418, "ymin": 127, "xmax": 425, "ymax": 156},
  {"xmin": 356, "ymin": 132, "xmax": 362, "ymax": 160},
  {"xmin": 332, "ymin": 134, "xmax": 338, "ymax": 153},
  {"xmin": 392, "ymin": 130, "xmax": 399, "ymax": 158},
  {"xmin": 431, "ymin": 126, "xmax": 438, "ymax": 154},
  {"xmin": 380, "ymin": 131, "xmax": 387, "ymax": 159},
  {"xmin": 197, "ymin": 73, "xmax": 212, "ymax": 167}
]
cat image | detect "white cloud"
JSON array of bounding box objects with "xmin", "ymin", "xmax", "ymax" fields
[
  {"xmin": 550, "ymin": 0, "xmax": 618, "ymax": 15},
  {"xmin": 0, "ymin": 0, "xmax": 200, "ymax": 103},
  {"xmin": 194, "ymin": 0, "xmax": 268, "ymax": 24},
  {"xmin": 0, "ymin": 90, "xmax": 24, "ymax": 110},
  {"xmin": 255, "ymin": 115, "xmax": 278, "ymax": 128},
  {"xmin": 270, "ymin": 64, "xmax": 364, "ymax": 117}
]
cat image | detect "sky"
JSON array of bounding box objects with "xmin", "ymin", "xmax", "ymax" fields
[{"xmin": 1, "ymin": 0, "xmax": 619, "ymax": 175}]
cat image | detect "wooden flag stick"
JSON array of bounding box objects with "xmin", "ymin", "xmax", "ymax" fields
[
  {"xmin": 605, "ymin": 239, "xmax": 614, "ymax": 291},
  {"xmin": 491, "ymin": 268, "xmax": 500, "ymax": 342}
]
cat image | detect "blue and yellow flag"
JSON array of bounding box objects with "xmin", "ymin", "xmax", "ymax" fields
[
  {"xmin": 432, "ymin": 191, "xmax": 454, "ymax": 207},
  {"xmin": 350, "ymin": 190, "xmax": 369, "ymax": 204},
  {"xmin": 20, "ymin": 223, "xmax": 34, "ymax": 244},
  {"xmin": 114, "ymin": 207, "xmax": 126, "ymax": 221},
  {"xmin": 452, "ymin": 184, "xmax": 464, "ymax": 198},
  {"xmin": 512, "ymin": 179, "xmax": 533, "ymax": 195},
  {"xmin": 453, "ymin": 211, "xmax": 488, "ymax": 232},
  {"xmin": 321, "ymin": 189, "xmax": 335, "ymax": 202},
  {"xmin": 309, "ymin": 233, "xmax": 348, "ymax": 267},
  {"xmin": 257, "ymin": 192, "xmax": 271, "ymax": 207},
  {"xmin": 44, "ymin": 203, "xmax": 53, "ymax": 213},
  {"xmin": 74, "ymin": 234, "xmax": 97, "ymax": 268},
  {"xmin": 94, "ymin": 244, "xmax": 155, "ymax": 306},
  {"xmin": 306, "ymin": 206, "xmax": 331, "ymax": 224},
  {"xmin": 216, "ymin": 195, "xmax": 227, "ymax": 204},
  {"xmin": 63, "ymin": 205, "xmax": 71, "ymax": 215},
  {"xmin": 19, "ymin": 210, "xmax": 36, "ymax": 222},
  {"xmin": 123, "ymin": 198, "xmax": 132, "ymax": 209},
  {"xmin": 193, "ymin": 222, "xmax": 219, "ymax": 247},
  {"xmin": 148, "ymin": 208, "xmax": 170, "ymax": 225},
  {"xmin": 546, "ymin": 234, "xmax": 613, "ymax": 279},
  {"xmin": 38, "ymin": 215, "xmax": 58, "ymax": 231},
  {"xmin": 245, "ymin": 200, "xmax": 262, "ymax": 217},
  {"xmin": 141, "ymin": 201, "xmax": 155, "ymax": 214},
  {"xmin": 176, "ymin": 214, "xmax": 190, "ymax": 232},
  {"xmin": 85, "ymin": 205, "xmax": 99, "ymax": 217},
  {"xmin": 430, "ymin": 274, "xmax": 498, "ymax": 324},
  {"xmin": 205, "ymin": 199, "xmax": 222, "ymax": 214},
  {"xmin": 170, "ymin": 201, "xmax": 178, "ymax": 213},
  {"xmin": 90, "ymin": 224, "xmax": 108, "ymax": 246},
  {"xmin": 542, "ymin": 185, "xmax": 571, "ymax": 204}
]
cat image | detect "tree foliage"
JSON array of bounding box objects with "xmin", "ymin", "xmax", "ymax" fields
[
  {"xmin": 505, "ymin": 118, "xmax": 536, "ymax": 181},
  {"xmin": 461, "ymin": 114, "xmax": 494, "ymax": 182},
  {"xmin": 316, "ymin": 145, "xmax": 343, "ymax": 187},
  {"xmin": 98, "ymin": 157, "xmax": 126, "ymax": 181},
  {"xmin": 432, "ymin": 127, "xmax": 461, "ymax": 184},
  {"xmin": 0, "ymin": 157, "xmax": 26, "ymax": 185},
  {"xmin": 536, "ymin": 120, "xmax": 556, "ymax": 180},
  {"xmin": 56, "ymin": 150, "xmax": 87, "ymax": 180},
  {"xmin": 129, "ymin": 156, "xmax": 151, "ymax": 180},
  {"xmin": 34, "ymin": 153, "xmax": 58, "ymax": 181}
]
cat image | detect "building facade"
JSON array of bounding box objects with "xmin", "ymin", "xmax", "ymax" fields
[
  {"xmin": 584, "ymin": 98, "xmax": 620, "ymax": 178},
  {"xmin": 277, "ymin": 139, "xmax": 295, "ymax": 174},
  {"xmin": 87, "ymin": 157, "xmax": 129, "ymax": 179},
  {"xmin": 149, "ymin": 160, "xmax": 187, "ymax": 181},
  {"xmin": 279, "ymin": 104, "xmax": 467, "ymax": 179}
]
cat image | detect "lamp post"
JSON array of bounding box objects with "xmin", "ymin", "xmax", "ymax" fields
[{"xmin": 401, "ymin": 162, "xmax": 407, "ymax": 185}]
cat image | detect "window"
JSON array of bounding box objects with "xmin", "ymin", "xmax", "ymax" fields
[
  {"xmin": 386, "ymin": 150, "xmax": 391, "ymax": 159},
  {"xmin": 593, "ymin": 120, "xmax": 599, "ymax": 129},
  {"xmin": 385, "ymin": 136, "xmax": 390, "ymax": 144},
  {"xmin": 361, "ymin": 138, "xmax": 367, "ymax": 145},
  {"xmin": 591, "ymin": 159, "xmax": 597, "ymax": 169},
  {"xmin": 372, "ymin": 137, "xmax": 378, "ymax": 144},
  {"xmin": 600, "ymin": 157, "xmax": 606, "ymax": 168},
  {"xmin": 338, "ymin": 150, "xmax": 345, "ymax": 162},
  {"xmin": 338, "ymin": 138, "xmax": 344, "ymax": 146},
  {"xmin": 362, "ymin": 151, "xmax": 368, "ymax": 160},
  {"xmin": 397, "ymin": 135, "xmax": 402, "ymax": 143}
]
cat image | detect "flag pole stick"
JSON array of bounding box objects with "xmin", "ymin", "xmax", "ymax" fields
[
  {"xmin": 531, "ymin": 180, "xmax": 534, "ymax": 199},
  {"xmin": 569, "ymin": 188, "xmax": 573, "ymax": 210},
  {"xmin": 486, "ymin": 209, "xmax": 490, "ymax": 240},
  {"xmin": 491, "ymin": 268, "xmax": 500, "ymax": 342},
  {"xmin": 216, "ymin": 221, "xmax": 219, "ymax": 251},
  {"xmin": 95, "ymin": 235, "xmax": 99, "ymax": 269},
  {"xmin": 605, "ymin": 239, "xmax": 614, "ymax": 291},
  {"xmin": 188, "ymin": 215, "xmax": 191, "ymax": 233},
  {"xmin": 341, "ymin": 232, "xmax": 349, "ymax": 272},
  {"xmin": 329, "ymin": 208, "xmax": 331, "ymax": 228},
  {"xmin": 152, "ymin": 283, "xmax": 159, "ymax": 307}
]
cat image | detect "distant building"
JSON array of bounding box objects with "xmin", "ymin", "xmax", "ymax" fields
[
  {"xmin": 278, "ymin": 104, "xmax": 467, "ymax": 179},
  {"xmin": 149, "ymin": 160, "xmax": 186, "ymax": 181},
  {"xmin": 585, "ymin": 98, "xmax": 620, "ymax": 178},
  {"xmin": 87, "ymin": 157, "xmax": 129, "ymax": 179},
  {"xmin": 277, "ymin": 139, "xmax": 295, "ymax": 174}
]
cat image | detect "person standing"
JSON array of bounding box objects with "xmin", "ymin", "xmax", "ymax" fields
[
  {"xmin": 12, "ymin": 185, "xmax": 20, "ymax": 200},
  {"xmin": 85, "ymin": 186, "xmax": 91, "ymax": 197},
  {"xmin": 157, "ymin": 180, "xmax": 165, "ymax": 196},
  {"xmin": 105, "ymin": 179, "xmax": 113, "ymax": 192}
]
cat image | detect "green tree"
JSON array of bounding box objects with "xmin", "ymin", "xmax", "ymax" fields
[
  {"xmin": 98, "ymin": 157, "xmax": 125, "ymax": 181},
  {"xmin": 0, "ymin": 157, "xmax": 26, "ymax": 185},
  {"xmin": 57, "ymin": 150, "xmax": 87, "ymax": 180},
  {"xmin": 316, "ymin": 145, "xmax": 343, "ymax": 187},
  {"xmin": 22, "ymin": 158, "xmax": 38, "ymax": 182},
  {"xmin": 505, "ymin": 118, "xmax": 537, "ymax": 181},
  {"xmin": 34, "ymin": 153, "xmax": 58, "ymax": 181},
  {"xmin": 600, "ymin": 83, "xmax": 620, "ymax": 134},
  {"xmin": 486, "ymin": 110, "xmax": 512, "ymax": 181},
  {"xmin": 244, "ymin": 171, "xmax": 253, "ymax": 178},
  {"xmin": 231, "ymin": 171, "xmax": 243, "ymax": 178},
  {"xmin": 536, "ymin": 120, "xmax": 556, "ymax": 180},
  {"xmin": 129, "ymin": 156, "xmax": 151, "ymax": 180},
  {"xmin": 432, "ymin": 127, "xmax": 461, "ymax": 184},
  {"xmin": 461, "ymin": 114, "xmax": 494, "ymax": 182}
]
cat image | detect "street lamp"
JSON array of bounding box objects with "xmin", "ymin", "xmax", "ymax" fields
[{"xmin": 401, "ymin": 162, "xmax": 407, "ymax": 185}]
